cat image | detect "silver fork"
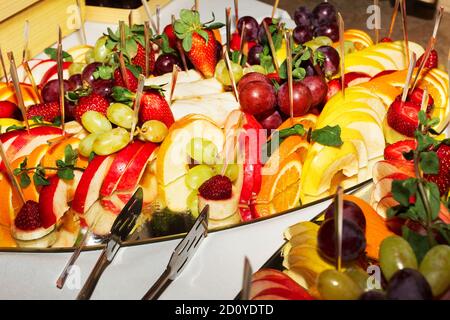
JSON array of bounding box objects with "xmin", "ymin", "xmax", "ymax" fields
[{"xmin": 141, "ymin": 205, "xmax": 209, "ymax": 300}]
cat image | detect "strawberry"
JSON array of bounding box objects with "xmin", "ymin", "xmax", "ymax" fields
[
  {"xmin": 163, "ymin": 24, "xmax": 177, "ymax": 48},
  {"xmin": 386, "ymin": 99, "xmax": 421, "ymax": 137},
  {"xmin": 0, "ymin": 101, "xmax": 20, "ymax": 119},
  {"xmin": 199, "ymin": 175, "xmax": 232, "ymax": 200},
  {"xmin": 380, "ymin": 37, "xmax": 393, "ymax": 43},
  {"xmin": 132, "ymin": 42, "xmax": 156, "ymax": 73},
  {"xmin": 424, "ymin": 144, "xmax": 450, "ymax": 196},
  {"xmin": 74, "ymin": 93, "xmax": 109, "ymax": 122},
  {"xmin": 26, "ymin": 102, "xmax": 60, "ymax": 122},
  {"xmin": 113, "ymin": 67, "xmax": 138, "ymax": 92},
  {"xmin": 230, "ymin": 32, "xmax": 241, "ymax": 51},
  {"xmin": 416, "ymin": 49, "xmax": 438, "ymax": 69},
  {"xmin": 14, "ymin": 201, "xmax": 42, "ymax": 231},
  {"xmin": 408, "ymin": 87, "xmax": 434, "ymax": 110},
  {"xmin": 139, "ymin": 90, "xmax": 174, "ymax": 128},
  {"xmin": 384, "ymin": 140, "xmax": 417, "ymax": 161},
  {"xmin": 173, "ymin": 9, "xmax": 222, "ymax": 78}
]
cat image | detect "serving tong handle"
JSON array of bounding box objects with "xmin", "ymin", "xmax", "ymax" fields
[
  {"xmin": 76, "ymin": 249, "xmax": 111, "ymax": 300},
  {"xmin": 142, "ymin": 268, "xmax": 173, "ymax": 300}
]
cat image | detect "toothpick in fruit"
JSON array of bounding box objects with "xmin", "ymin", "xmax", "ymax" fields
[
  {"xmin": 284, "ymin": 30, "xmax": 294, "ymax": 122},
  {"xmin": 226, "ymin": 7, "xmax": 232, "ymax": 55},
  {"xmin": 57, "ymin": 26, "xmax": 66, "ymax": 134},
  {"xmin": 76, "ymin": 0, "xmax": 87, "ymax": 45},
  {"xmin": 439, "ymin": 49, "xmax": 450, "ymax": 134},
  {"xmin": 169, "ymin": 64, "xmax": 179, "ymax": 104},
  {"xmin": 22, "ymin": 20, "xmax": 29, "ymax": 63},
  {"xmin": 0, "ymin": 46, "xmax": 9, "ymax": 83},
  {"xmin": 23, "ymin": 61, "xmax": 42, "ymax": 103},
  {"xmin": 338, "ymin": 13, "xmax": 346, "ymax": 100},
  {"xmin": 271, "ymin": 0, "xmax": 280, "ymax": 19},
  {"xmin": 130, "ymin": 75, "xmax": 145, "ymax": 141},
  {"xmin": 238, "ymin": 22, "xmax": 247, "ymax": 64},
  {"xmin": 144, "ymin": 21, "xmax": 151, "ymax": 77},
  {"xmin": 119, "ymin": 21, "xmax": 131, "ymax": 89},
  {"xmin": 141, "ymin": 0, "xmax": 157, "ymax": 31},
  {"xmin": 195, "ymin": 0, "xmax": 199, "ymax": 11},
  {"xmin": 401, "ymin": 52, "xmax": 416, "ymax": 103},
  {"xmin": 156, "ymin": 5, "xmax": 161, "ymax": 35},
  {"xmin": 223, "ymin": 46, "xmax": 239, "ymax": 103},
  {"xmin": 0, "ymin": 141, "xmax": 26, "ymax": 205},
  {"xmin": 334, "ymin": 186, "xmax": 344, "ymax": 271},
  {"xmin": 411, "ymin": 6, "xmax": 443, "ymax": 92},
  {"xmin": 234, "ymin": 0, "xmax": 239, "ymax": 27},
  {"xmin": 400, "ymin": 0, "xmax": 409, "ymax": 65},
  {"xmin": 420, "ymin": 88, "xmax": 429, "ymax": 113},
  {"xmin": 128, "ymin": 10, "xmax": 133, "ymax": 27},
  {"xmin": 262, "ymin": 20, "xmax": 279, "ymax": 74},
  {"xmin": 7, "ymin": 52, "xmax": 29, "ymax": 132},
  {"xmin": 386, "ymin": 0, "xmax": 400, "ymax": 40}
]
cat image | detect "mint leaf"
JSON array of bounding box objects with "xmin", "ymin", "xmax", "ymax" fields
[
  {"xmin": 6, "ymin": 124, "xmax": 25, "ymax": 132},
  {"xmin": 420, "ymin": 151, "xmax": 439, "ymax": 174},
  {"xmin": 93, "ymin": 65, "xmax": 114, "ymax": 80},
  {"xmin": 33, "ymin": 173, "xmax": 49, "ymax": 186},
  {"xmin": 425, "ymin": 182, "xmax": 441, "ymax": 221},
  {"xmin": 64, "ymin": 145, "xmax": 77, "ymax": 167},
  {"xmin": 52, "ymin": 116, "xmax": 62, "ymax": 127},
  {"xmin": 415, "ymin": 131, "xmax": 437, "ymax": 152},
  {"xmin": 159, "ymin": 34, "xmax": 176, "ymax": 54},
  {"xmin": 311, "ymin": 125, "xmax": 343, "ymax": 147},
  {"xmin": 418, "ymin": 110, "xmax": 427, "ymax": 126},
  {"xmin": 88, "ymin": 151, "xmax": 96, "ymax": 163},
  {"xmin": 292, "ymin": 67, "xmax": 306, "ymax": 80},
  {"xmin": 30, "ymin": 116, "xmax": 43, "ymax": 124},
  {"xmin": 402, "ymin": 225, "xmax": 432, "ymax": 263},
  {"xmin": 19, "ymin": 173, "xmax": 31, "ymax": 188},
  {"xmin": 44, "ymin": 47, "xmax": 73, "ymax": 62},
  {"xmin": 58, "ymin": 167, "xmax": 74, "ymax": 180},
  {"xmin": 391, "ymin": 178, "xmax": 417, "ymax": 207}
]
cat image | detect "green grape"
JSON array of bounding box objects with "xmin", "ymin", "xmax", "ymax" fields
[
  {"xmin": 107, "ymin": 103, "xmax": 134, "ymax": 129},
  {"xmin": 93, "ymin": 127, "xmax": 130, "ymax": 155},
  {"xmin": 187, "ymin": 190, "xmax": 199, "ymax": 218},
  {"xmin": 79, "ymin": 133, "xmax": 99, "ymax": 157},
  {"xmin": 214, "ymin": 59, "xmax": 243, "ymax": 86},
  {"xmin": 84, "ymin": 48, "xmax": 95, "ymax": 64},
  {"xmin": 68, "ymin": 62, "xmax": 85, "ymax": 76},
  {"xmin": 93, "ymin": 36, "xmax": 111, "ymax": 63},
  {"xmin": 419, "ymin": 245, "xmax": 450, "ymax": 297},
  {"xmin": 243, "ymin": 65, "xmax": 266, "ymax": 75},
  {"xmin": 379, "ymin": 236, "xmax": 418, "ymax": 281},
  {"xmin": 317, "ymin": 269, "xmax": 363, "ymax": 300},
  {"xmin": 344, "ymin": 266, "xmax": 369, "ymax": 291},
  {"xmin": 213, "ymin": 163, "xmax": 239, "ymax": 182},
  {"xmin": 187, "ymin": 138, "xmax": 218, "ymax": 165},
  {"xmin": 185, "ymin": 165, "xmax": 215, "ymax": 190},
  {"xmin": 304, "ymin": 36, "xmax": 333, "ymax": 51},
  {"xmin": 81, "ymin": 111, "xmax": 112, "ymax": 133},
  {"xmin": 138, "ymin": 120, "xmax": 168, "ymax": 143}
]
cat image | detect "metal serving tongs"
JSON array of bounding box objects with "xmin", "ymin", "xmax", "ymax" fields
[
  {"xmin": 240, "ymin": 257, "xmax": 253, "ymax": 300},
  {"xmin": 142, "ymin": 205, "xmax": 209, "ymax": 300},
  {"xmin": 76, "ymin": 188, "xmax": 144, "ymax": 300}
]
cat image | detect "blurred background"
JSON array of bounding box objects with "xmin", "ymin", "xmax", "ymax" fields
[{"xmin": 260, "ymin": 0, "xmax": 449, "ymax": 66}]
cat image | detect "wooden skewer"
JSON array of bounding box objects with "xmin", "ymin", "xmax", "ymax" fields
[
  {"xmin": 335, "ymin": 186, "xmax": 344, "ymax": 272},
  {"xmin": 438, "ymin": 49, "xmax": 450, "ymax": 134},
  {"xmin": 400, "ymin": 0, "xmax": 409, "ymax": 66},
  {"xmin": 420, "ymin": 88, "xmax": 429, "ymax": 113},
  {"xmin": 128, "ymin": 10, "xmax": 133, "ymax": 27},
  {"xmin": 387, "ymin": 0, "xmax": 400, "ymax": 40},
  {"xmin": 22, "ymin": 20, "xmax": 29, "ymax": 63},
  {"xmin": 76, "ymin": 0, "xmax": 87, "ymax": 45},
  {"xmin": 169, "ymin": 64, "xmax": 179, "ymax": 104},
  {"xmin": 0, "ymin": 46, "xmax": 9, "ymax": 83},
  {"xmin": 156, "ymin": 5, "xmax": 161, "ymax": 35},
  {"xmin": 237, "ymin": 22, "xmax": 246, "ymax": 64},
  {"xmin": 338, "ymin": 13, "xmax": 346, "ymax": 100},
  {"xmin": 271, "ymin": 0, "xmax": 280, "ymax": 19},
  {"xmin": 130, "ymin": 75, "xmax": 145, "ymax": 141},
  {"xmin": 226, "ymin": 8, "xmax": 232, "ymax": 56},
  {"xmin": 0, "ymin": 141, "xmax": 26, "ymax": 205},
  {"xmin": 7, "ymin": 52, "xmax": 29, "ymax": 132},
  {"xmin": 195, "ymin": 0, "xmax": 199, "ymax": 11},
  {"xmin": 234, "ymin": 0, "xmax": 239, "ymax": 27},
  {"xmin": 284, "ymin": 30, "xmax": 294, "ymax": 123},
  {"xmin": 223, "ymin": 46, "xmax": 239, "ymax": 103},
  {"xmin": 141, "ymin": 0, "xmax": 158, "ymax": 32},
  {"xmin": 172, "ymin": 15, "xmax": 188, "ymax": 72},
  {"xmin": 401, "ymin": 52, "xmax": 416, "ymax": 103},
  {"xmin": 57, "ymin": 26, "xmax": 65, "ymax": 134},
  {"xmin": 22, "ymin": 61, "xmax": 41, "ymax": 103},
  {"xmin": 374, "ymin": 0, "xmax": 380, "ymax": 44},
  {"xmin": 144, "ymin": 21, "xmax": 151, "ymax": 78},
  {"xmin": 411, "ymin": 6, "xmax": 443, "ymax": 92},
  {"xmin": 119, "ymin": 21, "xmax": 131, "ymax": 90},
  {"xmin": 262, "ymin": 20, "xmax": 279, "ymax": 74}
]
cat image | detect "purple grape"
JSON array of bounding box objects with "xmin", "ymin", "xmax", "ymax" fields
[
  {"xmin": 215, "ymin": 40, "xmax": 223, "ymax": 61},
  {"xmin": 91, "ymin": 79, "xmax": 113, "ymax": 98},
  {"xmin": 324, "ymin": 200, "xmax": 366, "ymax": 232},
  {"xmin": 360, "ymin": 291, "xmax": 386, "ymax": 300},
  {"xmin": 68, "ymin": 74, "xmax": 82, "ymax": 90},
  {"xmin": 81, "ymin": 62, "xmax": 102, "ymax": 85},
  {"xmin": 387, "ymin": 269, "xmax": 433, "ymax": 300},
  {"xmin": 293, "ymin": 25, "xmax": 313, "ymax": 44},
  {"xmin": 294, "ymin": 6, "xmax": 313, "ymax": 27},
  {"xmin": 154, "ymin": 53, "xmax": 182, "ymax": 76},
  {"xmin": 314, "ymin": 23, "xmax": 339, "ymax": 42},
  {"xmin": 313, "ymin": 2, "xmax": 337, "ymax": 26},
  {"xmin": 247, "ymin": 44, "xmax": 263, "ymax": 65},
  {"xmin": 65, "ymin": 101, "xmax": 76, "ymax": 122},
  {"xmin": 258, "ymin": 17, "xmax": 275, "ymax": 44},
  {"xmin": 237, "ymin": 16, "xmax": 259, "ymax": 41},
  {"xmin": 41, "ymin": 79, "xmax": 74, "ymax": 103},
  {"xmin": 316, "ymin": 45, "xmax": 340, "ymax": 77}
]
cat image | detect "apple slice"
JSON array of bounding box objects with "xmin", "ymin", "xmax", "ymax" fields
[
  {"xmin": 100, "ymin": 141, "xmax": 144, "ymax": 197},
  {"xmin": 16, "ymin": 59, "xmax": 42, "ymax": 83},
  {"xmin": 249, "ymin": 279, "xmax": 290, "ymax": 300},
  {"xmin": 372, "ymin": 160, "xmax": 415, "ymax": 183},
  {"xmin": 371, "ymin": 172, "xmax": 410, "ymax": 205},
  {"xmin": 344, "ymin": 72, "xmax": 372, "ymax": 87},
  {"xmin": 39, "ymin": 171, "xmax": 83, "ymax": 225},
  {"xmin": 39, "ymin": 61, "xmax": 72, "ymax": 86},
  {"xmin": 115, "ymin": 142, "xmax": 157, "ymax": 192},
  {"xmin": 83, "ymin": 201, "xmax": 118, "ymax": 236},
  {"xmin": 72, "ymin": 155, "xmax": 114, "ymax": 214},
  {"xmin": 28, "ymin": 59, "xmax": 57, "ymax": 85}
]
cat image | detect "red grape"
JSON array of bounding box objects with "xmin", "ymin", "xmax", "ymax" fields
[
  {"xmin": 312, "ymin": 2, "xmax": 337, "ymax": 26},
  {"xmin": 41, "ymin": 79, "xmax": 74, "ymax": 103},
  {"xmin": 316, "ymin": 46, "xmax": 340, "ymax": 77},
  {"xmin": 258, "ymin": 110, "xmax": 283, "ymax": 130},
  {"xmin": 68, "ymin": 74, "xmax": 82, "ymax": 90},
  {"xmin": 154, "ymin": 53, "xmax": 181, "ymax": 76},
  {"xmin": 81, "ymin": 62, "xmax": 102, "ymax": 85},
  {"xmin": 317, "ymin": 218, "xmax": 366, "ymax": 262},
  {"xmin": 237, "ymin": 16, "xmax": 259, "ymax": 41},
  {"xmin": 247, "ymin": 44, "xmax": 264, "ymax": 65},
  {"xmin": 257, "ymin": 17, "xmax": 275, "ymax": 44},
  {"xmin": 239, "ymin": 81, "xmax": 276, "ymax": 116},
  {"xmin": 324, "ymin": 200, "xmax": 366, "ymax": 232},
  {"xmin": 277, "ymin": 81, "xmax": 312, "ymax": 117},
  {"xmin": 293, "ymin": 25, "xmax": 313, "ymax": 44},
  {"xmin": 294, "ymin": 6, "xmax": 313, "ymax": 27},
  {"xmin": 91, "ymin": 79, "xmax": 113, "ymax": 99},
  {"xmin": 314, "ymin": 23, "xmax": 339, "ymax": 42},
  {"xmin": 237, "ymin": 72, "xmax": 271, "ymax": 92},
  {"xmin": 301, "ymin": 75, "xmax": 328, "ymax": 108}
]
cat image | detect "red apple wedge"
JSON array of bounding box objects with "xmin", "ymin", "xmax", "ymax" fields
[
  {"xmin": 372, "ymin": 160, "xmax": 415, "ymax": 183},
  {"xmin": 39, "ymin": 61, "xmax": 72, "ymax": 86},
  {"xmin": 249, "ymin": 280, "xmax": 291, "ymax": 299},
  {"xmin": 344, "ymin": 72, "xmax": 371, "ymax": 87},
  {"xmin": 115, "ymin": 142, "xmax": 157, "ymax": 192},
  {"xmin": 252, "ymin": 294, "xmax": 289, "ymax": 300},
  {"xmin": 39, "ymin": 171, "xmax": 82, "ymax": 227},
  {"xmin": 370, "ymin": 172, "xmax": 410, "ymax": 205},
  {"xmin": 100, "ymin": 141, "xmax": 144, "ymax": 197},
  {"xmin": 72, "ymin": 155, "xmax": 114, "ymax": 214}
]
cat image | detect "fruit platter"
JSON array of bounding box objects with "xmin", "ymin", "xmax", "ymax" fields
[{"xmin": 0, "ymin": 0, "xmax": 449, "ymax": 264}]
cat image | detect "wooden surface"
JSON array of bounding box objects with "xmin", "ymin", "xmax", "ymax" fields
[{"xmin": 0, "ymin": 0, "xmax": 41, "ymax": 22}]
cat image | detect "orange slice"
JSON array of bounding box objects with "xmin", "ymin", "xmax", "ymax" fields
[
  {"xmin": 0, "ymin": 225, "xmax": 16, "ymax": 247},
  {"xmin": 41, "ymin": 137, "xmax": 89, "ymax": 175},
  {"xmin": 256, "ymin": 152, "xmax": 303, "ymax": 216},
  {"xmin": 0, "ymin": 173, "xmax": 22, "ymax": 227},
  {"xmin": 277, "ymin": 114, "xmax": 317, "ymax": 131}
]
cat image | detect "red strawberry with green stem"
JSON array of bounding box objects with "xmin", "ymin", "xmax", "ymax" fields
[
  {"xmin": 26, "ymin": 102, "xmax": 60, "ymax": 122},
  {"xmin": 384, "ymin": 140, "xmax": 417, "ymax": 162},
  {"xmin": 113, "ymin": 67, "xmax": 138, "ymax": 92},
  {"xmin": 74, "ymin": 93, "xmax": 109, "ymax": 123},
  {"xmin": 173, "ymin": 9, "xmax": 224, "ymax": 78},
  {"xmin": 139, "ymin": 89, "xmax": 175, "ymax": 128}
]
